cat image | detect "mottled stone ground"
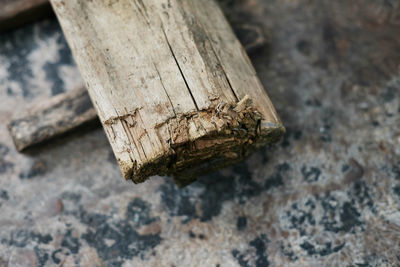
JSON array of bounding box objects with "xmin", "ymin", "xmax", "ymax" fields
[{"xmin": 0, "ymin": 0, "xmax": 399, "ymax": 266}]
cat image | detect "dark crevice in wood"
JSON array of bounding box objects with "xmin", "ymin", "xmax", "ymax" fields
[
  {"xmin": 153, "ymin": 62, "xmax": 177, "ymax": 116},
  {"xmin": 161, "ymin": 26, "xmax": 200, "ymax": 111}
]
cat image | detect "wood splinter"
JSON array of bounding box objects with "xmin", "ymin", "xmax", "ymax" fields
[{"xmin": 21, "ymin": 0, "xmax": 284, "ymax": 186}]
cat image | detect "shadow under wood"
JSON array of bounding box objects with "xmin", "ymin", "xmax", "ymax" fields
[{"xmin": 0, "ymin": 2, "xmax": 54, "ymax": 32}]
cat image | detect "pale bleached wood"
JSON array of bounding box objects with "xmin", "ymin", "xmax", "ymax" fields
[
  {"xmin": 50, "ymin": 0, "xmax": 284, "ymax": 185},
  {"xmin": 7, "ymin": 20, "xmax": 268, "ymax": 152}
]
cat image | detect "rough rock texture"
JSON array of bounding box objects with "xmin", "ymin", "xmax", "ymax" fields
[{"xmin": 0, "ymin": 0, "xmax": 399, "ymax": 266}]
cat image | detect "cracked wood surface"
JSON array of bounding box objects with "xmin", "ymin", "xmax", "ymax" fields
[
  {"xmin": 7, "ymin": 22, "xmax": 267, "ymax": 152},
  {"xmin": 6, "ymin": 17, "xmax": 268, "ymax": 153},
  {"xmin": 50, "ymin": 0, "xmax": 284, "ymax": 185}
]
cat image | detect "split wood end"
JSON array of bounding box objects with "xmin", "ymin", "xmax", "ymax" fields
[{"xmin": 109, "ymin": 95, "xmax": 284, "ymax": 186}]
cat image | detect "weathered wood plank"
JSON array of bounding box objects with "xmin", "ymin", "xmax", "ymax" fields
[
  {"xmin": 49, "ymin": 0, "xmax": 284, "ymax": 185},
  {"xmin": 8, "ymin": 87, "xmax": 97, "ymax": 151},
  {"xmin": 7, "ymin": 14, "xmax": 268, "ymax": 152}
]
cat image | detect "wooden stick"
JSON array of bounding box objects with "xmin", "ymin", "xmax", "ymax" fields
[
  {"xmin": 5, "ymin": 0, "xmax": 269, "ymax": 153},
  {"xmin": 8, "ymin": 20, "xmax": 268, "ymax": 153},
  {"xmin": 0, "ymin": 0, "xmax": 52, "ymax": 32},
  {"xmin": 8, "ymin": 88, "xmax": 97, "ymax": 151},
  {"xmin": 49, "ymin": 0, "xmax": 284, "ymax": 185}
]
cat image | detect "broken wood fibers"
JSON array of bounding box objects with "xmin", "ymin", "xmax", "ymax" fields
[{"xmin": 50, "ymin": 0, "xmax": 284, "ymax": 186}]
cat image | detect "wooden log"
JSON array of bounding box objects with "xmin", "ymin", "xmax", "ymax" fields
[
  {"xmin": 48, "ymin": 0, "xmax": 284, "ymax": 186},
  {"xmin": 8, "ymin": 87, "xmax": 97, "ymax": 151},
  {"xmin": 0, "ymin": 0, "xmax": 52, "ymax": 32}
]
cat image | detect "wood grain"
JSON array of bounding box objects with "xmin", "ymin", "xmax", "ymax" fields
[
  {"xmin": 8, "ymin": 20, "xmax": 267, "ymax": 153},
  {"xmin": 8, "ymin": 88, "xmax": 97, "ymax": 151},
  {"xmin": 49, "ymin": 0, "xmax": 284, "ymax": 185}
]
